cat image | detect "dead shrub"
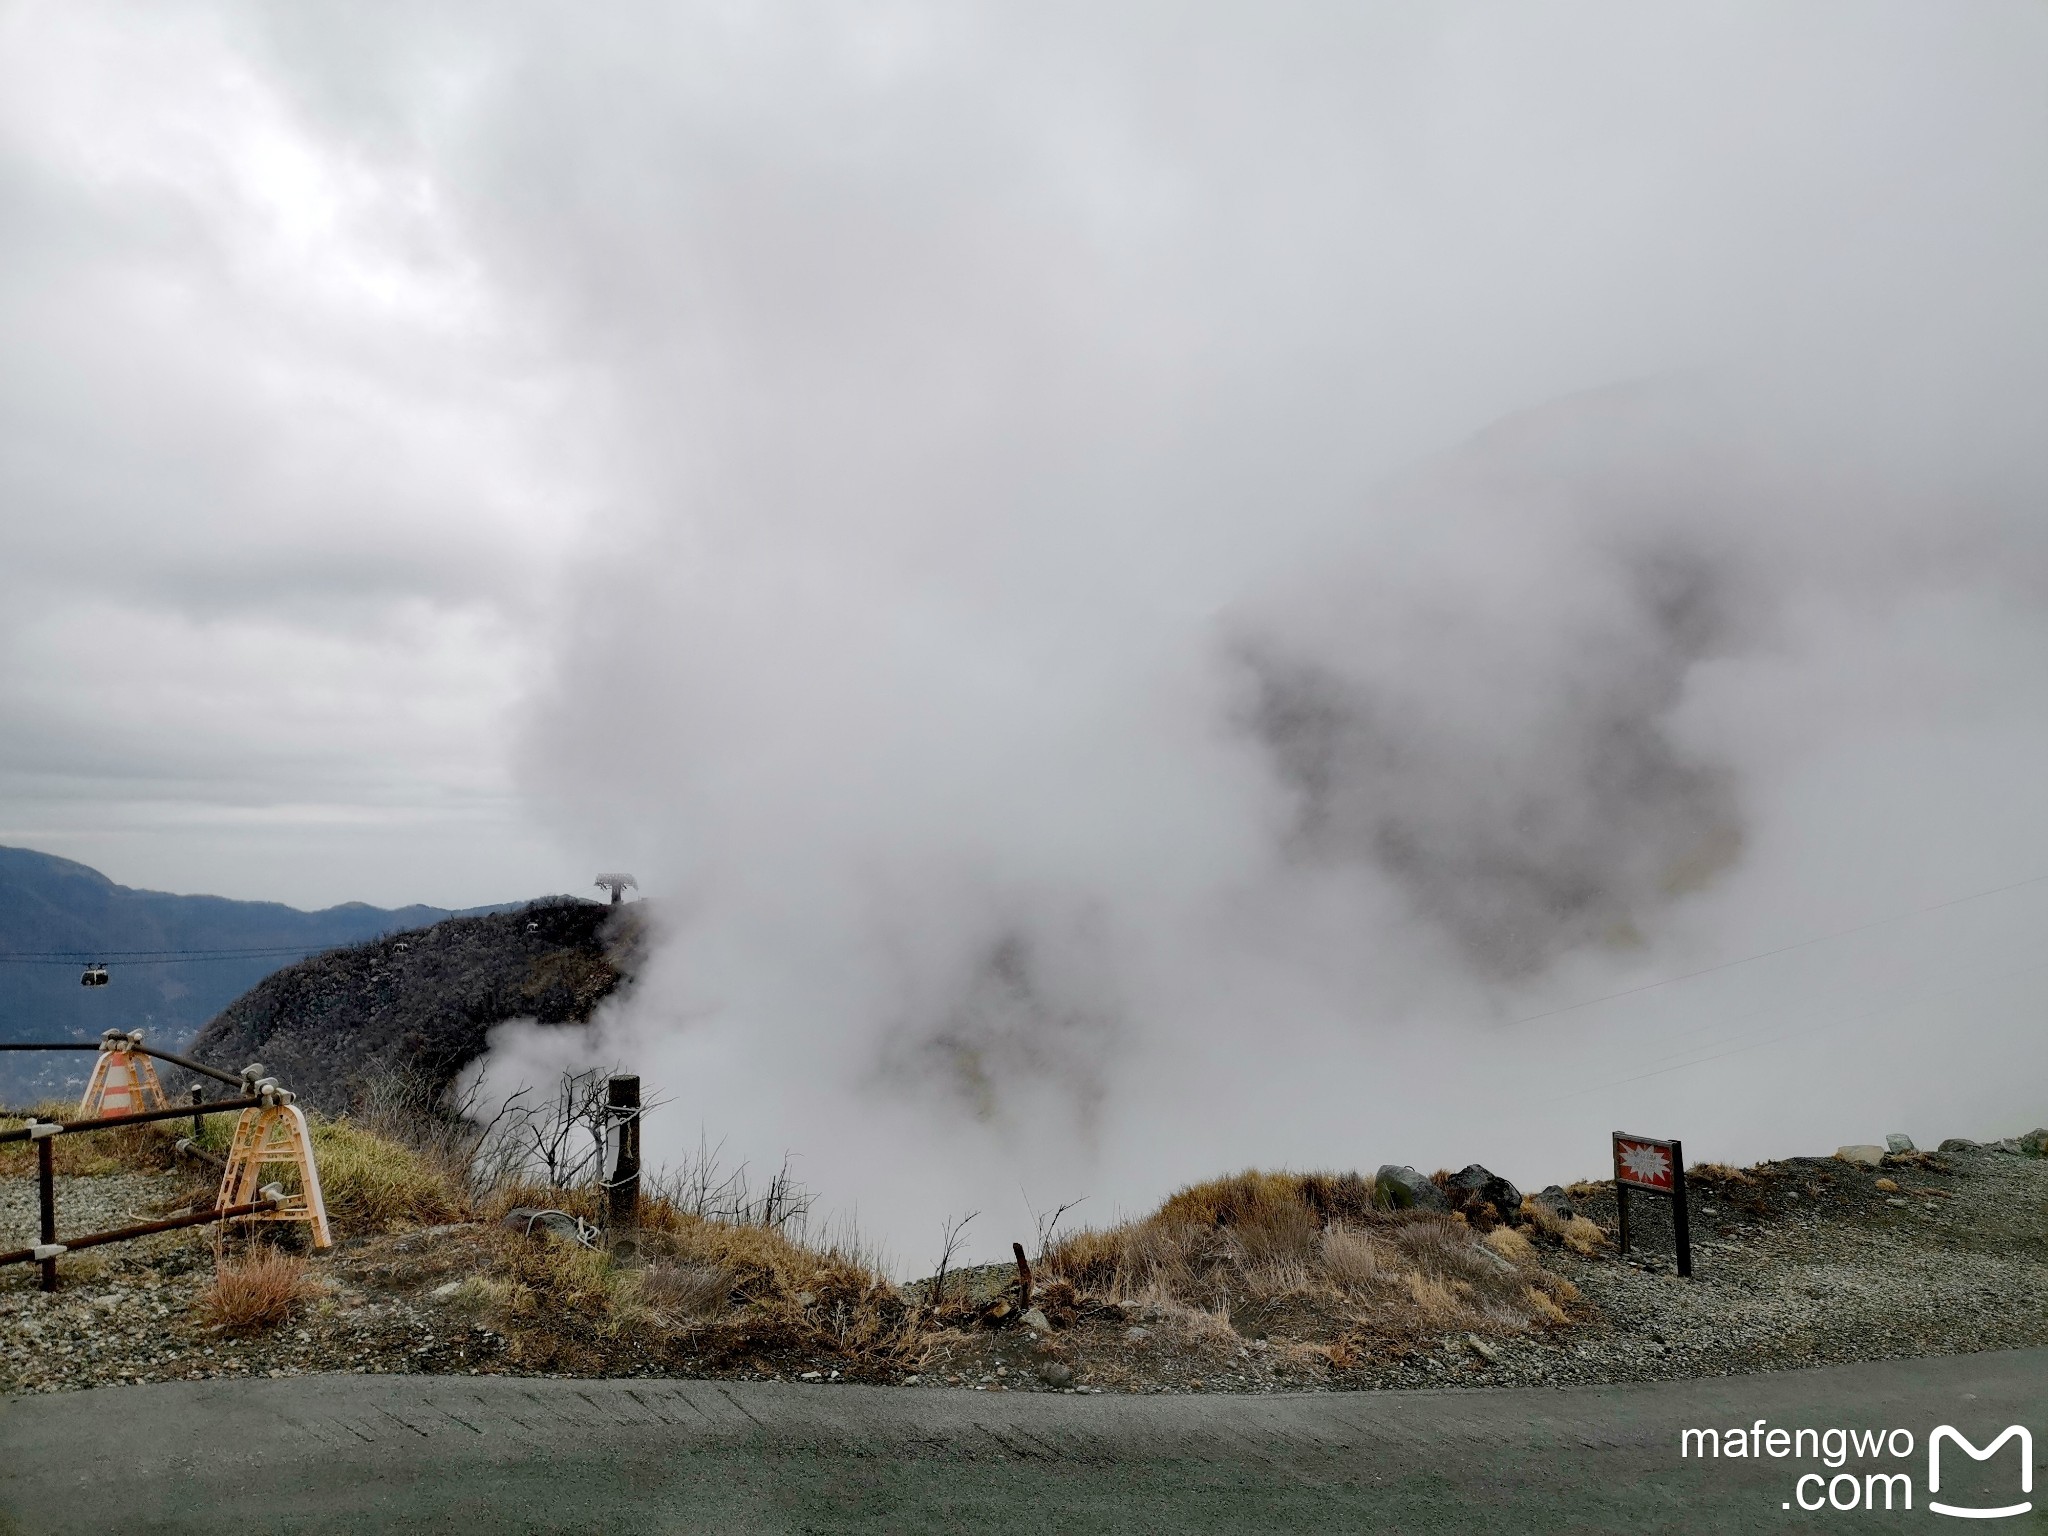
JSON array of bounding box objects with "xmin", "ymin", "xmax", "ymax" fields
[
  {"xmin": 1044, "ymin": 1170, "xmax": 1581, "ymax": 1350},
  {"xmin": 201, "ymin": 1248, "xmax": 314, "ymax": 1333},
  {"xmin": 1044, "ymin": 1227, "xmax": 1125, "ymax": 1294},
  {"xmin": 488, "ymin": 1196, "xmax": 911, "ymax": 1367},
  {"xmin": 1320, "ymin": 1223, "xmax": 1383, "ymax": 1291},
  {"xmin": 1554, "ymin": 1217, "xmax": 1605, "ymax": 1256},
  {"xmin": 1689, "ymin": 1162, "xmax": 1754, "ymax": 1185},
  {"xmin": 1483, "ymin": 1225, "xmax": 1537, "ymax": 1266},
  {"xmin": 1125, "ymin": 1288, "xmax": 1240, "ymax": 1349},
  {"xmin": 1388, "ymin": 1216, "xmax": 1534, "ymax": 1327},
  {"xmin": 1242, "ymin": 1258, "xmax": 1318, "ymax": 1302},
  {"xmin": 1155, "ymin": 1170, "xmax": 1373, "ymax": 1236},
  {"xmin": 1521, "ymin": 1197, "xmax": 1607, "ymax": 1256},
  {"xmin": 1403, "ymin": 1272, "xmax": 1465, "ymax": 1324},
  {"xmin": 638, "ymin": 1261, "xmax": 737, "ymax": 1320}
]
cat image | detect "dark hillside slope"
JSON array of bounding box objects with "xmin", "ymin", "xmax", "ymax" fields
[
  {"xmin": 184, "ymin": 900, "xmax": 640, "ymax": 1112},
  {"xmin": 0, "ymin": 845, "xmax": 519, "ymax": 1100}
]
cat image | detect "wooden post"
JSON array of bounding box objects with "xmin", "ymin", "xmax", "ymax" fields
[
  {"xmin": 1670, "ymin": 1139, "xmax": 1692, "ymax": 1280},
  {"xmin": 37, "ymin": 1134, "xmax": 57, "ymax": 1292},
  {"xmin": 189, "ymin": 1083, "xmax": 205, "ymax": 1139},
  {"xmin": 1012, "ymin": 1242, "xmax": 1033, "ymax": 1313},
  {"xmin": 606, "ymin": 1074, "xmax": 640, "ymax": 1230},
  {"xmin": 1612, "ymin": 1131, "xmax": 1692, "ymax": 1279}
]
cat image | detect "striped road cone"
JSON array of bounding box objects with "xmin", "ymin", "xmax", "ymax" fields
[{"xmin": 77, "ymin": 1031, "xmax": 167, "ymax": 1120}]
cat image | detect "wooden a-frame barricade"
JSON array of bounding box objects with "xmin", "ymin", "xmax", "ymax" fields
[{"xmin": 215, "ymin": 1076, "xmax": 332, "ymax": 1250}]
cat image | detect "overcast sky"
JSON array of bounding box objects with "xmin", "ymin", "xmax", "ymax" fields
[
  {"xmin": 7, "ymin": 4, "xmax": 2048, "ymax": 1252},
  {"xmin": 4, "ymin": 4, "xmax": 2042, "ymax": 914}
]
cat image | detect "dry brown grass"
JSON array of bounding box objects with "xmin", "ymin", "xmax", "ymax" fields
[
  {"xmin": 200, "ymin": 1247, "xmax": 315, "ymax": 1333},
  {"xmin": 1319, "ymin": 1223, "xmax": 1384, "ymax": 1290},
  {"xmin": 1519, "ymin": 1196, "xmax": 1607, "ymax": 1256},
  {"xmin": 186, "ymin": 1108, "xmax": 468, "ymax": 1234},
  {"xmin": 1689, "ymin": 1162, "xmax": 1755, "ymax": 1185},
  {"xmin": 463, "ymin": 1185, "xmax": 913, "ymax": 1373},
  {"xmin": 0, "ymin": 1103, "xmax": 181, "ymax": 1178},
  {"xmin": 306, "ymin": 1118, "xmax": 465, "ymax": 1231},
  {"xmin": 637, "ymin": 1260, "xmax": 735, "ymax": 1319},
  {"xmin": 1044, "ymin": 1170, "xmax": 1579, "ymax": 1349},
  {"xmin": 1483, "ymin": 1224, "xmax": 1538, "ymax": 1265}
]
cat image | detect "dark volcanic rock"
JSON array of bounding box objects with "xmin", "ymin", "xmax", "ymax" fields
[
  {"xmin": 178, "ymin": 900, "xmax": 640, "ymax": 1112},
  {"xmin": 1442, "ymin": 1164, "xmax": 1523, "ymax": 1228}
]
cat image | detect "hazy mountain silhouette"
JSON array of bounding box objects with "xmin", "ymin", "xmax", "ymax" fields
[{"xmin": 0, "ymin": 845, "xmax": 529, "ymax": 1101}]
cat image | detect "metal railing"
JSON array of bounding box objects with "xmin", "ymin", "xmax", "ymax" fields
[{"xmin": 2, "ymin": 1040, "xmax": 273, "ymax": 1292}]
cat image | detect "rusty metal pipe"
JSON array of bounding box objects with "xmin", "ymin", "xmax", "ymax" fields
[
  {"xmin": 0, "ymin": 1095, "xmax": 263, "ymax": 1143},
  {"xmin": 0, "ymin": 1043, "xmax": 103, "ymax": 1050},
  {"xmin": 0, "ymin": 1041, "xmax": 244, "ymax": 1087},
  {"xmin": 131, "ymin": 1046, "xmax": 244, "ymax": 1088},
  {"xmin": 0, "ymin": 1197, "xmax": 280, "ymax": 1268}
]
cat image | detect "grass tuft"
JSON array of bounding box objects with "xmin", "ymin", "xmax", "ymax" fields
[
  {"xmin": 0, "ymin": 1103, "xmax": 181, "ymax": 1178},
  {"xmin": 1520, "ymin": 1196, "xmax": 1607, "ymax": 1255},
  {"xmin": 1044, "ymin": 1169, "xmax": 1578, "ymax": 1354},
  {"xmin": 305, "ymin": 1118, "xmax": 466, "ymax": 1231},
  {"xmin": 200, "ymin": 1247, "xmax": 314, "ymax": 1333}
]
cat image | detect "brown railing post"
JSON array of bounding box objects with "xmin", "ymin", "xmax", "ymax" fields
[
  {"xmin": 606, "ymin": 1074, "xmax": 640, "ymax": 1229},
  {"xmin": 37, "ymin": 1133, "xmax": 57, "ymax": 1292}
]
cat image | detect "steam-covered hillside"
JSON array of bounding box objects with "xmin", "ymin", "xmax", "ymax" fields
[{"xmin": 184, "ymin": 900, "xmax": 641, "ymax": 1113}]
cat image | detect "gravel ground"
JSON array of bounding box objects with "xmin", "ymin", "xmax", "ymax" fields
[
  {"xmin": 0, "ymin": 1179, "xmax": 505, "ymax": 1394},
  {"xmin": 1343, "ymin": 1145, "xmax": 2048, "ymax": 1393},
  {"xmin": 3, "ymin": 1142, "xmax": 2044, "ymax": 1398}
]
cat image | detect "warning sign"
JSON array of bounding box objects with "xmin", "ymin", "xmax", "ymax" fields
[
  {"xmin": 1614, "ymin": 1135, "xmax": 1677, "ymax": 1192},
  {"xmin": 1611, "ymin": 1130, "xmax": 1693, "ymax": 1278}
]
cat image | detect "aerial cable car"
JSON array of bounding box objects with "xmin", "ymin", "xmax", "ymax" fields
[{"xmin": 80, "ymin": 963, "xmax": 109, "ymax": 987}]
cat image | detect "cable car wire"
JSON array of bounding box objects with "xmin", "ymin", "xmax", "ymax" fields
[{"xmin": 0, "ymin": 944, "xmax": 348, "ymax": 966}]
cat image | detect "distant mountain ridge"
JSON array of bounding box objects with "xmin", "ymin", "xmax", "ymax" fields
[{"xmin": 0, "ymin": 845, "xmax": 536, "ymax": 1099}]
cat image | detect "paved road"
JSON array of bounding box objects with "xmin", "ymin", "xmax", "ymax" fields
[{"xmin": 3, "ymin": 1351, "xmax": 2044, "ymax": 1534}]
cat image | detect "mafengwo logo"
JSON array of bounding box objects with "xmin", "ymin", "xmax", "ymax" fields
[
  {"xmin": 1680, "ymin": 1419, "xmax": 2034, "ymax": 1516},
  {"xmin": 1928, "ymin": 1426, "xmax": 2032, "ymax": 1520}
]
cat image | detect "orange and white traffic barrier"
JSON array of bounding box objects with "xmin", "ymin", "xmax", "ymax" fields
[
  {"xmin": 215, "ymin": 1078, "xmax": 332, "ymax": 1249},
  {"xmin": 77, "ymin": 1030, "xmax": 167, "ymax": 1119}
]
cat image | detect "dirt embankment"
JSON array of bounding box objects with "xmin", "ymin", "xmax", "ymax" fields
[{"xmin": 3, "ymin": 1132, "xmax": 2043, "ymax": 1398}]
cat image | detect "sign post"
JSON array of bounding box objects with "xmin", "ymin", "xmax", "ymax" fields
[{"xmin": 1612, "ymin": 1132, "xmax": 1692, "ymax": 1279}]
